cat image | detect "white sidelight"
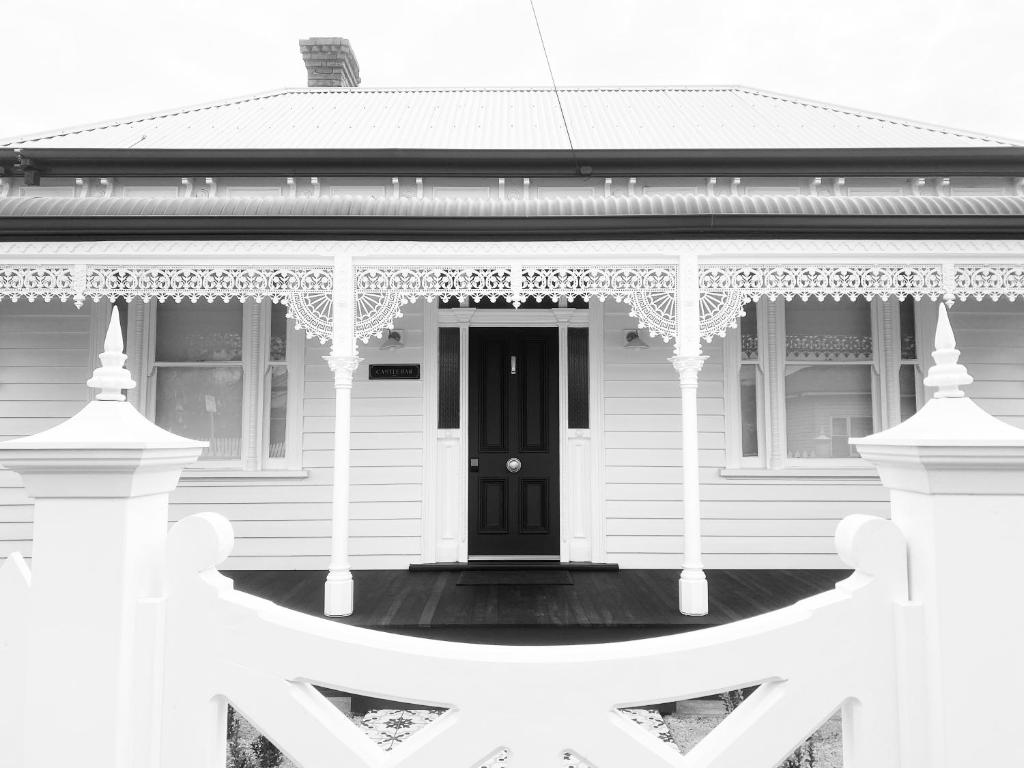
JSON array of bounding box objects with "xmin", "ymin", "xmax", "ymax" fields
[
  {"xmin": 854, "ymin": 303, "xmax": 1024, "ymax": 768},
  {"xmin": 673, "ymin": 255, "xmax": 709, "ymax": 615},
  {"xmin": 324, "ymin": 255, "xmax": 360, "ymax": 617},
  {"xmin": 0, "ymin": 308, "xmax": 204, "ymax": 768}
]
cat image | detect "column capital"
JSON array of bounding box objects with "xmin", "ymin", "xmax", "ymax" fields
[
  {"xmin": 324, "ymin": 354, "xmax": 361, "ymax": 388},
  {"xmin": 449, "ymin": 308, "xmax": 477, "ymax": 325},
  {"xmin": 551, "ymin": 308, "xmax": 576, "ymax": 325},
  {"xmin": 670, "ymin": 354, "xmax": 708, "ymax": 386}
]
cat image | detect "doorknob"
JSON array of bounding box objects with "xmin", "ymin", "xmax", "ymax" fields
[{"xmin": 506, "ymin": 457, "xmax": 522, "ymax": 473}]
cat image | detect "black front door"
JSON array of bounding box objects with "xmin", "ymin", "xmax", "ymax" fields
[{"xmin": 468, "ymin": 327, "xmax": 560, "ymax": 558}]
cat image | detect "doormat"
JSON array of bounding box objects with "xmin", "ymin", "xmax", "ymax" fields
[{"xmin": 457, "ymin": 569, "xmax": 573, "ymax": 586}]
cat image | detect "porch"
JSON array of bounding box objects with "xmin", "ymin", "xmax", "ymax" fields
[
  {"xmin": 228, "ymin": 568, "xmax": 849, "ymax": 644},
  {"xmin": 5, "ymin": 239, "xmax": 1024, "ymax": 626}
]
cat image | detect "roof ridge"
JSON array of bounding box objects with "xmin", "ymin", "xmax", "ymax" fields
[
  {"xmin": 287, "ymin": 84, "xmax": 742, "ymax": 91},
  {"xmin": 735, "ymin": 86, "xmax": 1021, "ymax": 147}
]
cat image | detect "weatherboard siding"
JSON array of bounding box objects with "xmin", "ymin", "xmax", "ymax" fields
[
  {"xmin": 948, "ymin": 300, "xmax": 1024, "ymax": 427},
  {"xmin": 600, "ymin": 300, "xmax": 891, "ymax": 570},
  {"xmin": 0, "ymin": 301, "xmax": 95, "ymax": 560},
  {"xmin": 167, "ymin": 303, "xmax": 427, "ymax": 570},
  {"xmin": 3, "ymin": 299, "xmax": 1024, "ymax": 570},
  {"xmin": 0, "ymin": 301, "xmax": 426, "ymax": 570}
]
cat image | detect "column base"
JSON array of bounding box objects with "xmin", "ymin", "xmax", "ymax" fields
[
  {"xmin": 569, "ymin": 539, "xmax": 592, "ymax": 562},
  {"xmin": 435, "ymin": 541, "xmax": 460, "ymax": 563},
  {"xmin": 324, "ymin": 570, "xmax": 354, "ymax": 617},
  {"xmin": 679, "ymin": 569, "xmax": 708, "ymax": 616}
]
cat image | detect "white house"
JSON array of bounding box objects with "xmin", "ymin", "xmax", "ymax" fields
[{"xmin": 2, "ymin": 37, "xmax": 1023, "ymax": 616}]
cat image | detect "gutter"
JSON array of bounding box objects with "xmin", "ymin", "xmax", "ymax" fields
[
  {"xmin": 2, "ymin": 214, "xmax": 1024, "ymax": 240},
  {"xmin": 4, "ymin": 147, "xmax": 1024, "ymax": 180}
]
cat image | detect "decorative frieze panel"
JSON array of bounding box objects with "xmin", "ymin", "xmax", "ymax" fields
[
  {"xmin": 698, "ymin": 264, "xmax": 947, "ymax": 302},
  {"xmin": 0, "ymin": 265, "xmax": 76, "ymax": 303},
  {"xmin": 520, "ymin": 266, "xmax": 675, "ymax": 299},
  {"xmin": 350, "ymin": 265, "xmax": 684, "ymax": 342},
  {"xmin": 952, "ymin": 264, "xmax": 1024, "ymax": 301},
  {"xmin": 352, "ymin": 267, "xmax": 512, "ymax": 342},
  {"xmin": 356, "ymin": 266, "xmax": 513, "ymax": 300},
  {"xmin": 521, "ymin": 266, "xmax": 680, "ymax": 340},
  {"xmin": 86, "ymin": 266, "xmax": 333, "ymax": 304},
  {"xmin": 3, "ymin": 259, "xmax": 1024, "ymax": 346}
]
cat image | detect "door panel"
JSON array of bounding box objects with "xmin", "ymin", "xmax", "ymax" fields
[
  {"xmin": 468, "ymin": 327, "xmax": 560, "ymax": 557},
  {"xmin": 520, "ymin": 480, "xmax": 550, "ymax": 533},
  {"xmin": 478, "ymin": 480, "xmax": 508, "ymax": 533}
]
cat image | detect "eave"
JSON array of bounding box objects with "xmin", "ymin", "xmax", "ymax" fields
[{"xmin": 4, "ymin": 147, "xmax": 1024, "ymax": 180}]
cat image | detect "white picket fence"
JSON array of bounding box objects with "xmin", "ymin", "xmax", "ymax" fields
[{"xmin": 1, "ymin": 305, "xmax": 1022, "ymax": 768}]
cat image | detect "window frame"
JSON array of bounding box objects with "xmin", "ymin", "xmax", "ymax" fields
[
  {"xmin": 141, "ymin": 298, "xmax": 305, "ymax": 472},
  {"xmin": 724, "ymin": 296, "xmax": 920, "ymax": 472}
]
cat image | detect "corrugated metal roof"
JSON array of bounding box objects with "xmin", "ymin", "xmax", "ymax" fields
[
  {"xmin": 3, "ymin": 86, "xmax": 1015, "ymax": 150},
  {"xmin": 5, "ymin": 193, "xmax": 1023, "ymax": 217}
]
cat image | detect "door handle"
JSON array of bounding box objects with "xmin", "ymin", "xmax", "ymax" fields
[
  {"xmin": 506, "ymin": 457, "xmax": 522, "ymax": 473},
  {"xmin": 470, "ymin": 458, "xmax": 479, "ymax": 473}
]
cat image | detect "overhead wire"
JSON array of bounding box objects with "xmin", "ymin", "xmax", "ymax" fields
[{"xmin": 527, "ymin": 0, "xmax": 585, "ymax": 176}]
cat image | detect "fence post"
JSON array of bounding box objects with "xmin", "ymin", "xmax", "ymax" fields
[
  {"xmin": 853, "ymin": 303, "xmax": 1024, "ymax": 768},
  {"xmin": 0, "ymin": 309, "xmax": 204, "ymax": 768}
]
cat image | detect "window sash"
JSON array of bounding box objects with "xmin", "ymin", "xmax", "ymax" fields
[
  {"xmin": 144, "ymin": 299, "xmax": 302, "ymax": 471},
  {"xmin": 727, "ymin": 297, "xmax": 919, "ymax": 470},
  {"xmin": 152, "ymin": 363, "xmax": 245, "ymax": 466},
  {"xmin": 737, "ymin": 361, "xmax": 764, "ymax": 464}
]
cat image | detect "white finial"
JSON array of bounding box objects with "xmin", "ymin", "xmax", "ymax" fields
[
  {"xmin": 86, "ymin": 306, "xmax": 136, "ymax": 401},
  {"xmin": 923, "ymin": 303, "xmax": 973, "ymax": 398}
]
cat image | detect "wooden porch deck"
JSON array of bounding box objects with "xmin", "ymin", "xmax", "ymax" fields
[{"xmin": 227, "ymin": 569, "xmax": 851, "ymax": 645}]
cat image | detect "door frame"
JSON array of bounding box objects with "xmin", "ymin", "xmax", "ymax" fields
[{"xmin": 423, "ymin": 305, "xmax": 604, "ymax": 564}]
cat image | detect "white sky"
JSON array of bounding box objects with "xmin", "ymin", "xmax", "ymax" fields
[{"xmin": 3, "ymin": 0, "xmax": 1023, "ymax": 142}]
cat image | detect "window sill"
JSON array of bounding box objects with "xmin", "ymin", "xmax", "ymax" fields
[
  {"xmin": 179, "ymin": 469, "xmax": 309, "ymax": 486},
  {"xmin": 719, "ymin": 467, "xmax": 879, "ymax": 481}
]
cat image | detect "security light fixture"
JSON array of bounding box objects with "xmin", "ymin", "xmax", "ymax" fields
[
  {"xmin": 623, "ymin": 330, "xmax": 649, "ymax": 349},
  {"xmin": 380, "ymin": 329, "xmax": 404, "ymax": 350}
]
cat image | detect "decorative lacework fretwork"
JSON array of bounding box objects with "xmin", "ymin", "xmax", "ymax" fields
[
  {"xmin": 356, "ymin": 266, "xmax": 513, "ymax": 301},
  {"xmin": 520, "ymin": 266, "xmax": 675, "ymax": 298},
  {"xmin": 520, "ymin": 266, "xmax": 679, "ymax": 340},
  {"xmin": 786, "ymin": 334, "xmax": 874, "ymax": 361},
  {"xmin": 351, "ymin": 265, "xmax": 684, "ymax": 342},
  {"xmin": 696, "ymin": 264, "xmax": 949, "ymax": 340},
  {"xmin": 353, "ymin": 267, "xmax": 513, "ymax": 341},
  {"xmin": 5, "ymin": 261, "xmax": 1024, "ymax": 345},
  {"xmin": 699, "ymin": 264, "xmax": 946, "ymax": 302},
  {"xmin": 952, "ymin": 264, "xmax": 1024, "ymax": 301},
  {"xmin": 83, "ymin": 266, "xmax": 332, "ymax": 303},
  {"xmin": 0, "ymin": 266, "xmax": 76, "ymax": 303}
]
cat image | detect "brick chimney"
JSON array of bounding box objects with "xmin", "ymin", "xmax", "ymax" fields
[{"xmin": 299, "ymin": 37, "xmax": 360, "ymax": 88}]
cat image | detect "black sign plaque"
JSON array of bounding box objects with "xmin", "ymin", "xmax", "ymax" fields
[{"xmin": 369, "ymin": 364, "xmax": 421, "ymax": 380}]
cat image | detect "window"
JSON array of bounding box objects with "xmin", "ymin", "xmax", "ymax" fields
[
  {"xmin": 726, "ymin": 297, "xmax": 919, "ymax": 470},
  {"xmin": 738, "ymin": 303, "xmax": 763, "ymax": 460},
  {"xmin": 147, "ymin": 300, "xmax": 302, "ymax": 470}
]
